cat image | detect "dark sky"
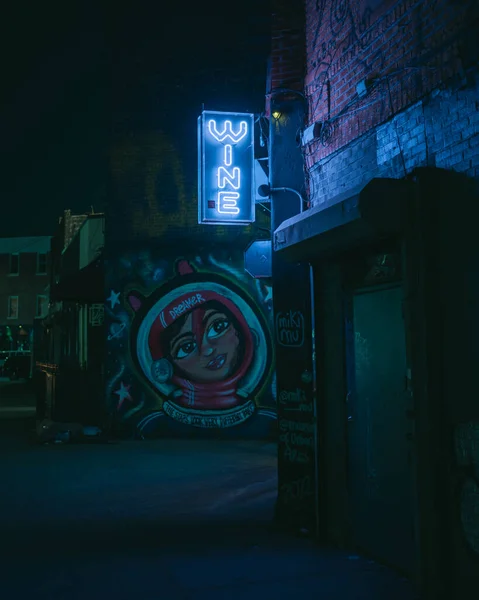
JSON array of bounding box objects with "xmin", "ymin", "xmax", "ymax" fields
[{"xmin": 0, "ymin": 3, "xmax": 271, "ymax": 237}]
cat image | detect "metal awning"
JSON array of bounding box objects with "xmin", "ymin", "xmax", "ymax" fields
[{"xmin": 273, "ymin": 178, "xmax": 413, "ymax": 261}]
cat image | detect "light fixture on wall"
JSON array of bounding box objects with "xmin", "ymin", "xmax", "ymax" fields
[
  {"xmin": 301, "ymin": 121, "xmax": 323, "ymax": 146},
  {"xmin": 356, "ymin": 78, "xmax": 374, "ymax": 97}
]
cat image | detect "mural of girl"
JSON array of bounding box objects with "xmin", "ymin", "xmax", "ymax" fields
[{"xmin": 127, "ymin": 259, "xmax": 275, "ymax": 438}]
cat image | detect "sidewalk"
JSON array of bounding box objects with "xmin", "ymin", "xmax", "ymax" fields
[
  {"xmin": 0, "ymin": 405, "xmax": 36, "ymax": 417},
  {"xmin": 2, "ymin": 521, "xmax": 417, "ymax": 600},
  {"xmin": 2, "ymin": 524, "xmax": 416, "ymax": 600},
  {"xmin": 0, "ymin": 377, "xmax": 36, "ymax": 418}
]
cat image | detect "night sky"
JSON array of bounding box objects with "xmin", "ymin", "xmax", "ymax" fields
[{"xmin": 0, "ymin": 3, "xmax": 271, "ymax": 237}]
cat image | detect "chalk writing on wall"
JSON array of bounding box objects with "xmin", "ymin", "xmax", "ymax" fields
[
  {"xmin": 279, "ymin": 388, "xmax": 313, "ymax": 413},
  {"xmin": 276, "ymin": 310, "xmax": 305, "ymax": 347},
  {"xmin": 280, "ymin": 475, "xmax": 314, "ymax": 504},
  {"xmin": 279, "ymin": 418, "xmax": 315, "ymax": 464}
]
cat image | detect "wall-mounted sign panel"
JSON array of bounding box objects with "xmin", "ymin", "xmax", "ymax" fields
[
  {"xmin": 244, "ymin": 239, "xmax": 272, "ymax": 278},
  {"xmin": 198, "ymin": 110, "xmax": 255, "ymax": 225}
]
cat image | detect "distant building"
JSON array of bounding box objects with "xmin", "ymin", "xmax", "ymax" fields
[
  {"xmin": 35, "ymin": 210, "xmax": 105, "ymax": 424},
  {"xmin": 0, "ymin": 236, "xmax": 51, "ymax": 351}
]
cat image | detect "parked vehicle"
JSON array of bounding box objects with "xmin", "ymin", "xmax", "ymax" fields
[{"xmin": 3, "ymin": 354, "xmax": 31, "ymax": 380}]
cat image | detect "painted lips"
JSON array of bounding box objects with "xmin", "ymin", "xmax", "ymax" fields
[{"xmin": 206, "ymin": 353, "xmax": 227, "ymax": 370}]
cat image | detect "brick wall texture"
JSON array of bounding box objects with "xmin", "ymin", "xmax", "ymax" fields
[
  {"xmin": 302, "ymin": 0, "xmax": 479, "ymax": 206},
  {"xmin": 108, "ymin": 131, "xmax": 269, "ymax": 245},
  {"xmin": 269, "ymin": 0, "xmax": 306, "ymax": 92}
]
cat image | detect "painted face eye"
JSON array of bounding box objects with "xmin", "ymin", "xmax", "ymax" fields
[
  {"xmin": 175, "ymin": 340, "xmax": 197, "ymax": 359},
  {"xmin": 207, "ymin": 318, "xmax": 230, "ymax": 339}
]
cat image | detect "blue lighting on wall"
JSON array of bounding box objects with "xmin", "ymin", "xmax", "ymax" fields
[{"xmin": 198, "ymin": 110, "xmax": 255, "ymax": 225}]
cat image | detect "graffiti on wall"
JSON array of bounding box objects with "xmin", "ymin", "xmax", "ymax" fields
[
  {"xmin": 105, "ymin": 249, "xmax": 276, "ymax": 439},
  {"xmin": 306, "ymin": 0, "xmax": 468, "ymax": 159}
]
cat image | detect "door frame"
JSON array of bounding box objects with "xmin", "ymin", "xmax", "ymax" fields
[
  {"xmin": 344, "ymin": 278, "xmax": 417, "ymax": 575},
  {"xmin": 313, "ymin": 240, "xmax": 422, "ymax": 576}
]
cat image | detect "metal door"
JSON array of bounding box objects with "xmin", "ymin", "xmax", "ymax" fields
[{"xmin": 347, "ymin": 283, "xmax": 415, "ymax": 574}]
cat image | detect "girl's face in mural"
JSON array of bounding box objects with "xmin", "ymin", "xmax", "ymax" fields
[{"xmin": 168, "ymin": 307, "xmax": 241, "ymax": 383}]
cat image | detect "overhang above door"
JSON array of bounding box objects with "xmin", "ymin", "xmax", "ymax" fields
[{"xmin": 273, "ymin": 178, "xmax": 413, "ymax": 261}]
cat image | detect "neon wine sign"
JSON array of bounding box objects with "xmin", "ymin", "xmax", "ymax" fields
[{"xmin": 198, "ymin": 110, "xmax": 255, "ymax": 225}]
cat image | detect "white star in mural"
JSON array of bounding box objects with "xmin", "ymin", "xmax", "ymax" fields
[
  {"xmin": 263, "ymin": 285, "xmax": 273, "ymax": 304},
  {"xmin": 107, "ymin": 290, "xmax": 121, "ymax": 309},
  {"xmin": 114, "ymin": 382, "xmax": 131, "ymax": 409}
]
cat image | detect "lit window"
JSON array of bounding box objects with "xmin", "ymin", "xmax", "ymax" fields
[
  {"xmin": 37, "ymin": 253, "xmax": 47, "ymax": 274},
  {"xmin": 9, "ymin": 254, "xmax": 19, "ymax": 275},
  {"xmin": 36, "ymin": 295, "xmax": 48, "ymax": 318},
  {"xmin": 7, "ymin": 296, "xmax": 19, "ymax": 320}
]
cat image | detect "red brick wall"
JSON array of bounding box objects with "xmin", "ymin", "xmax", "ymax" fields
[
  {"xmin": 267, "ymin": 0, "xmax": 306, "ymax": 114},
  {"xmin": 302, "ymin": 0, "xmax": 479, "ymax": 207},
  {"xmin": 304, "ymin": 0, "xmax": 478, "ymax": 168},
  {"xmin": 270, "ymin": 0, "xmax": 305, "ymax": 89}
]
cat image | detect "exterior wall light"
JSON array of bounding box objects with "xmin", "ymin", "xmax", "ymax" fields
[
  {"xmin": 301, "ymin": 121, "xmax": 323, "ymax": 145},
  {"xmin": 257, "ymin": 184, "xmax": 305, "ymax": 213}
]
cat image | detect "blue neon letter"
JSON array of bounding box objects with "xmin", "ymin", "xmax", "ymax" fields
[
  {"xmin": 208, "ymin": 120, "xmax": 248, "ymax": 143},
  {"xmin": 224, "ymin": 144, "xmax": 232, "ymax": 166},
  {"xmin": 217, "ymin": 191, "xmax": 240, "ymax": 215},
  {"xmin": 217, "ymin": 167, "xmax": 241, "ymax": 189}
]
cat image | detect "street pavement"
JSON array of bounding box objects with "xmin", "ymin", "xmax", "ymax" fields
[
  {"xmin": 0, "ymin": 377, "xmax": 36, "ymax": 417},
  {"xmin": 0, "ymin": 417, "xmax": 417, "ymax": 600}
]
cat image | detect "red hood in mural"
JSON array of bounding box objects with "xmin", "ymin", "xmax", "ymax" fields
[{"xmin": 127, "ymin": 260, "xmax": 269, "ymax": 416}]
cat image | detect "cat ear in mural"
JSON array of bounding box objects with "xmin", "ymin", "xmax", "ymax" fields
[
  {"xmin": 176, "ymin": 259, "xmax": 195, "ymax": 276},
  {"xmin": 127, "ymin": 291, "xmax": 144, "ymax": 312}
]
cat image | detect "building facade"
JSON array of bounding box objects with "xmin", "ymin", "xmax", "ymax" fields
[
  {"xmin": 106, "ymin": 130, "xmax": 276, "ymax": 439},
  {"xmin": 268, "ymin": 1, "xmax": 479, "ymax": 598},
  {"xmin": 35, "ymin": 211, "xmax": 105, "ymax": 425},
  {"xmin": 0, "ymin": 236, "xmax": 51, "ymax": 351}
]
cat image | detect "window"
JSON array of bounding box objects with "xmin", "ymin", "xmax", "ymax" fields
[
  {"xmin": 36, "ymin": 295, "xmax": 48, "ymax": 318},
  {"xmin": 37, "ymin": 253, "xmax": 47, "ymax": 274},
  {"xmin": 9, "ymin": 254, "xmax": 19, "ymax": 275},
  {"xmin": 7, "ymin": 296, "xmax": 18, "ymax": 320}
]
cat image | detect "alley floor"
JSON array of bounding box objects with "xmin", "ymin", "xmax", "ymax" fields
[
  {"xmin": 0, "ymin": 377, "xmax": 36, "ymax": 418},
  {"xmin": 0, "ymin": 416, "xmax": 417, "ymax": 600}
]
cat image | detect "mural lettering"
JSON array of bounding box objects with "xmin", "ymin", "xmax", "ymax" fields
[
  {"xmin": 168, "ymin": 293, "xmax": 205, "ymax": 319},
  {"xmin": 105, "ymin": 250, "xmax": 276, "ymax": 439},
  {"xmin": 164, "ymin": 401, "xmax": 255, "ymax": 428},
  {"xmin": 276, "ymin": 310, "xmax": 305, "ymax": 347}
]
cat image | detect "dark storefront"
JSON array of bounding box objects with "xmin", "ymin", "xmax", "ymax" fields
[
  {"xmin": 35, "ymin": 257, "xmax": 105, "ymax": 426},
  {"xmin": 273, "ymin": 168, "xmax": 479, "ymax": 597}
]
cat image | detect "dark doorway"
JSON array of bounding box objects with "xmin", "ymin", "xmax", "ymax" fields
[{"xmin": 346, "ymin": 277, "xmax": 416, "ymax": 575}]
